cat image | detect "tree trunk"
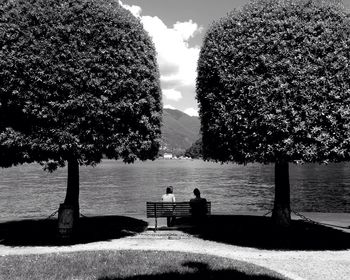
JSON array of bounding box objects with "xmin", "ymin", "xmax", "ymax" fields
[
  {"xmin": 272, "ymin": 160, "xmax": 291, "ymax": 227},
  {"xmin": 64, "ymin": 158, "xmax": 80, "ymax": 222}
]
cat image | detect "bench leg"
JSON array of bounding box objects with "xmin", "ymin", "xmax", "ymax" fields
[
  {"xmin": 154, "ymin": 217, "xmax": 157, "ymax": 232},
  {"xmin": 167, "ymin": 217, "xmax": 171, "ymax": 227}
]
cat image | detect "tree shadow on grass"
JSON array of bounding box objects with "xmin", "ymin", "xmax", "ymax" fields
[
  {"xmin": 99, "ymin": 261, "xmax": 286, "ymax": 280},
  {"xmin": 0, "ymin": 215, "xmax": 147, "ymax": 246},
  {"xmin": 176, "ymin": 215, "xmax": 350, "ymax": 251}
]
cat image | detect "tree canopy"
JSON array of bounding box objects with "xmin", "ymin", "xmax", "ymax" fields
[
  {"xmin": 0, "ymin": 0, "xmax": 162, "ymax": 170},
  {"xmin": 185, "ymin": 137, "xmax": 203, "ymax": 159},
  {"xmin": 197, "ymin": 0, "xmax": 350, "ymax": 165}
]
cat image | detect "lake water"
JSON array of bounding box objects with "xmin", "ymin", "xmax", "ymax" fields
[{"xmin": 0, "ymin": 159, "xmax": 350, "ymax": 222}]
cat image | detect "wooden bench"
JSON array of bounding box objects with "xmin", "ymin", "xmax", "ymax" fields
[{"xmin": 146, "ymin": 201, "xmax": 211, "ymax": 230}]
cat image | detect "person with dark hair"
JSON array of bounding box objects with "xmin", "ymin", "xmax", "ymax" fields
[
  {"xmin": 190, "ymin": 188, "xmax": 208, "ymax": 224},
  {"xmin": 161, "ymin": 186, "xmax": 175, "ymax": 226},
  {"xmin": 162, "ymin": 186, "xmax": 175, "ymax": 202}
]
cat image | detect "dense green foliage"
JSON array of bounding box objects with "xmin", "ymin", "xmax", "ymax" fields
[
  {"xmin": 0, "ymin": 129, "xmax": 31, "ymax": 167},
  {"xmin": 185, "ymin": 137, "xmax": 203, "ymax": 158},
  {"xmin": 197, "ymin": 0, "xmax": 350, "ymax": 164},
  {"xmin": 0, "ymin": 0, "xmax": 162, "ymax": 170}
]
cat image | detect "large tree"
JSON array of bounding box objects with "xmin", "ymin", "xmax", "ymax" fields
[
  {"xmin": 0, "ymin": 0, "xmax": 162, "ymax": 222},
  {"xmin": 197, "ymin": 0, "xmax": 350, "ymax": 226}
]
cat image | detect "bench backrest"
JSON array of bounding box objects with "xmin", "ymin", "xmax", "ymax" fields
[{"xmin": 146, "ymin": 201, "xmax": 211, "ymax": 218}]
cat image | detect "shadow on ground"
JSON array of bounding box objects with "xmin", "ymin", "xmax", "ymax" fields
[
  {"xmin": 176, "ymin": 215, "xmax": 350, "ymax": 250},
  {"xmin": 0, "ymin": 215, "xmax": 147, "ymax": 246},
  {"xmin": 99, "ymin": 261, "xmax": 286, "ymax": 280}
]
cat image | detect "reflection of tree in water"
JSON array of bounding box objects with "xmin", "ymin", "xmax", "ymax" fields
[
  {"xmin": 237, "ymin": 164, "xmax": 275, "ymax": 211},
  {"xmin": 218, "ymin": 162, "xmax": 350, "ymax": 212},
  {"xmin": 289, "ymin": 163, "xmax": 350, "ymax": 212}
]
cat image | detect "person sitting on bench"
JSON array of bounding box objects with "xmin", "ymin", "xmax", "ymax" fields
[
  {"xmin": 161, "ymin": 186, "xmax": 175, "ymax": 226},
  {"xmin": 190, "ymin": 188, "xmax": 207, "ymax": 223}
]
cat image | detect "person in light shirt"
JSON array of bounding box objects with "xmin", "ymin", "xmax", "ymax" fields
[
  {"xmin": 162, "ymin": 186, "xmax": 175, "ymax": 202},
  {"xmin": 161, "ymin": 186, "xmax": 175, "ymax": 226}
]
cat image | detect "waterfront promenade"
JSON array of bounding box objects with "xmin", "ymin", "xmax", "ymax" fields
[
  {"xmin": 0, "ymin": 212, "xmax": 349, "ymax": 280},
  {"xmin": 1, "ymin": 229, "xmax": 349, "ymax": 280}
]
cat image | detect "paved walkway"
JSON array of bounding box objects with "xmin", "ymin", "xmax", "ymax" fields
[{"xmin": 1, "ymin": 230, "xmax": 350, "ymax": 280}]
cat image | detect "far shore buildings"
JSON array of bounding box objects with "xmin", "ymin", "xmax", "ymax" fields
[
  {"xmin": 162, "ymin": 153, "xmax": 192, "ymax": 160},
  {"xmin": 163, "ymin": 153, "xmax": 174, "ymax": 159}
]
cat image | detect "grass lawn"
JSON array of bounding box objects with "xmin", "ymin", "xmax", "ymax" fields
[{"xmin": 0, "ymin": 250, "xmax": 287, "ymax": 280}]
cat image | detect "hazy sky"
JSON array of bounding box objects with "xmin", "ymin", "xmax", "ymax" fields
[{"xmin": 121, "ymin": 0, "xmax": 350, "ymax": 116}]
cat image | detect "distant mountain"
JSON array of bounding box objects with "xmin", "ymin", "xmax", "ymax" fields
[{"xmin": 161, "ymin": 108, "xmax": 200, "ymax": 152}]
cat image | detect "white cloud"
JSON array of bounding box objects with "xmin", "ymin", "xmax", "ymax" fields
[
  {"xmin": 141, "ymin": 16, "xmax": 201, "ymax": 87},
  {"xmin": 163, "ymin": 89, "xmax": 182, "ymax": 101},
  {"xmin": 174, "ymin": 20, "xmax": 202, "ymax": 41},
  {"xmin": 118, "ymin": 0, "xmax": 142, "ymax": 17},
  {"xmin": 119, "ymin": 1, "xmax": 201, "ymax": 89},
  {"xmin": 184, "ymin": 108, "xmax": 199, "ymax": 117},
  {"xmin": 119, "ymin": 0, "xmax": 201, "ymax": 113}
]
